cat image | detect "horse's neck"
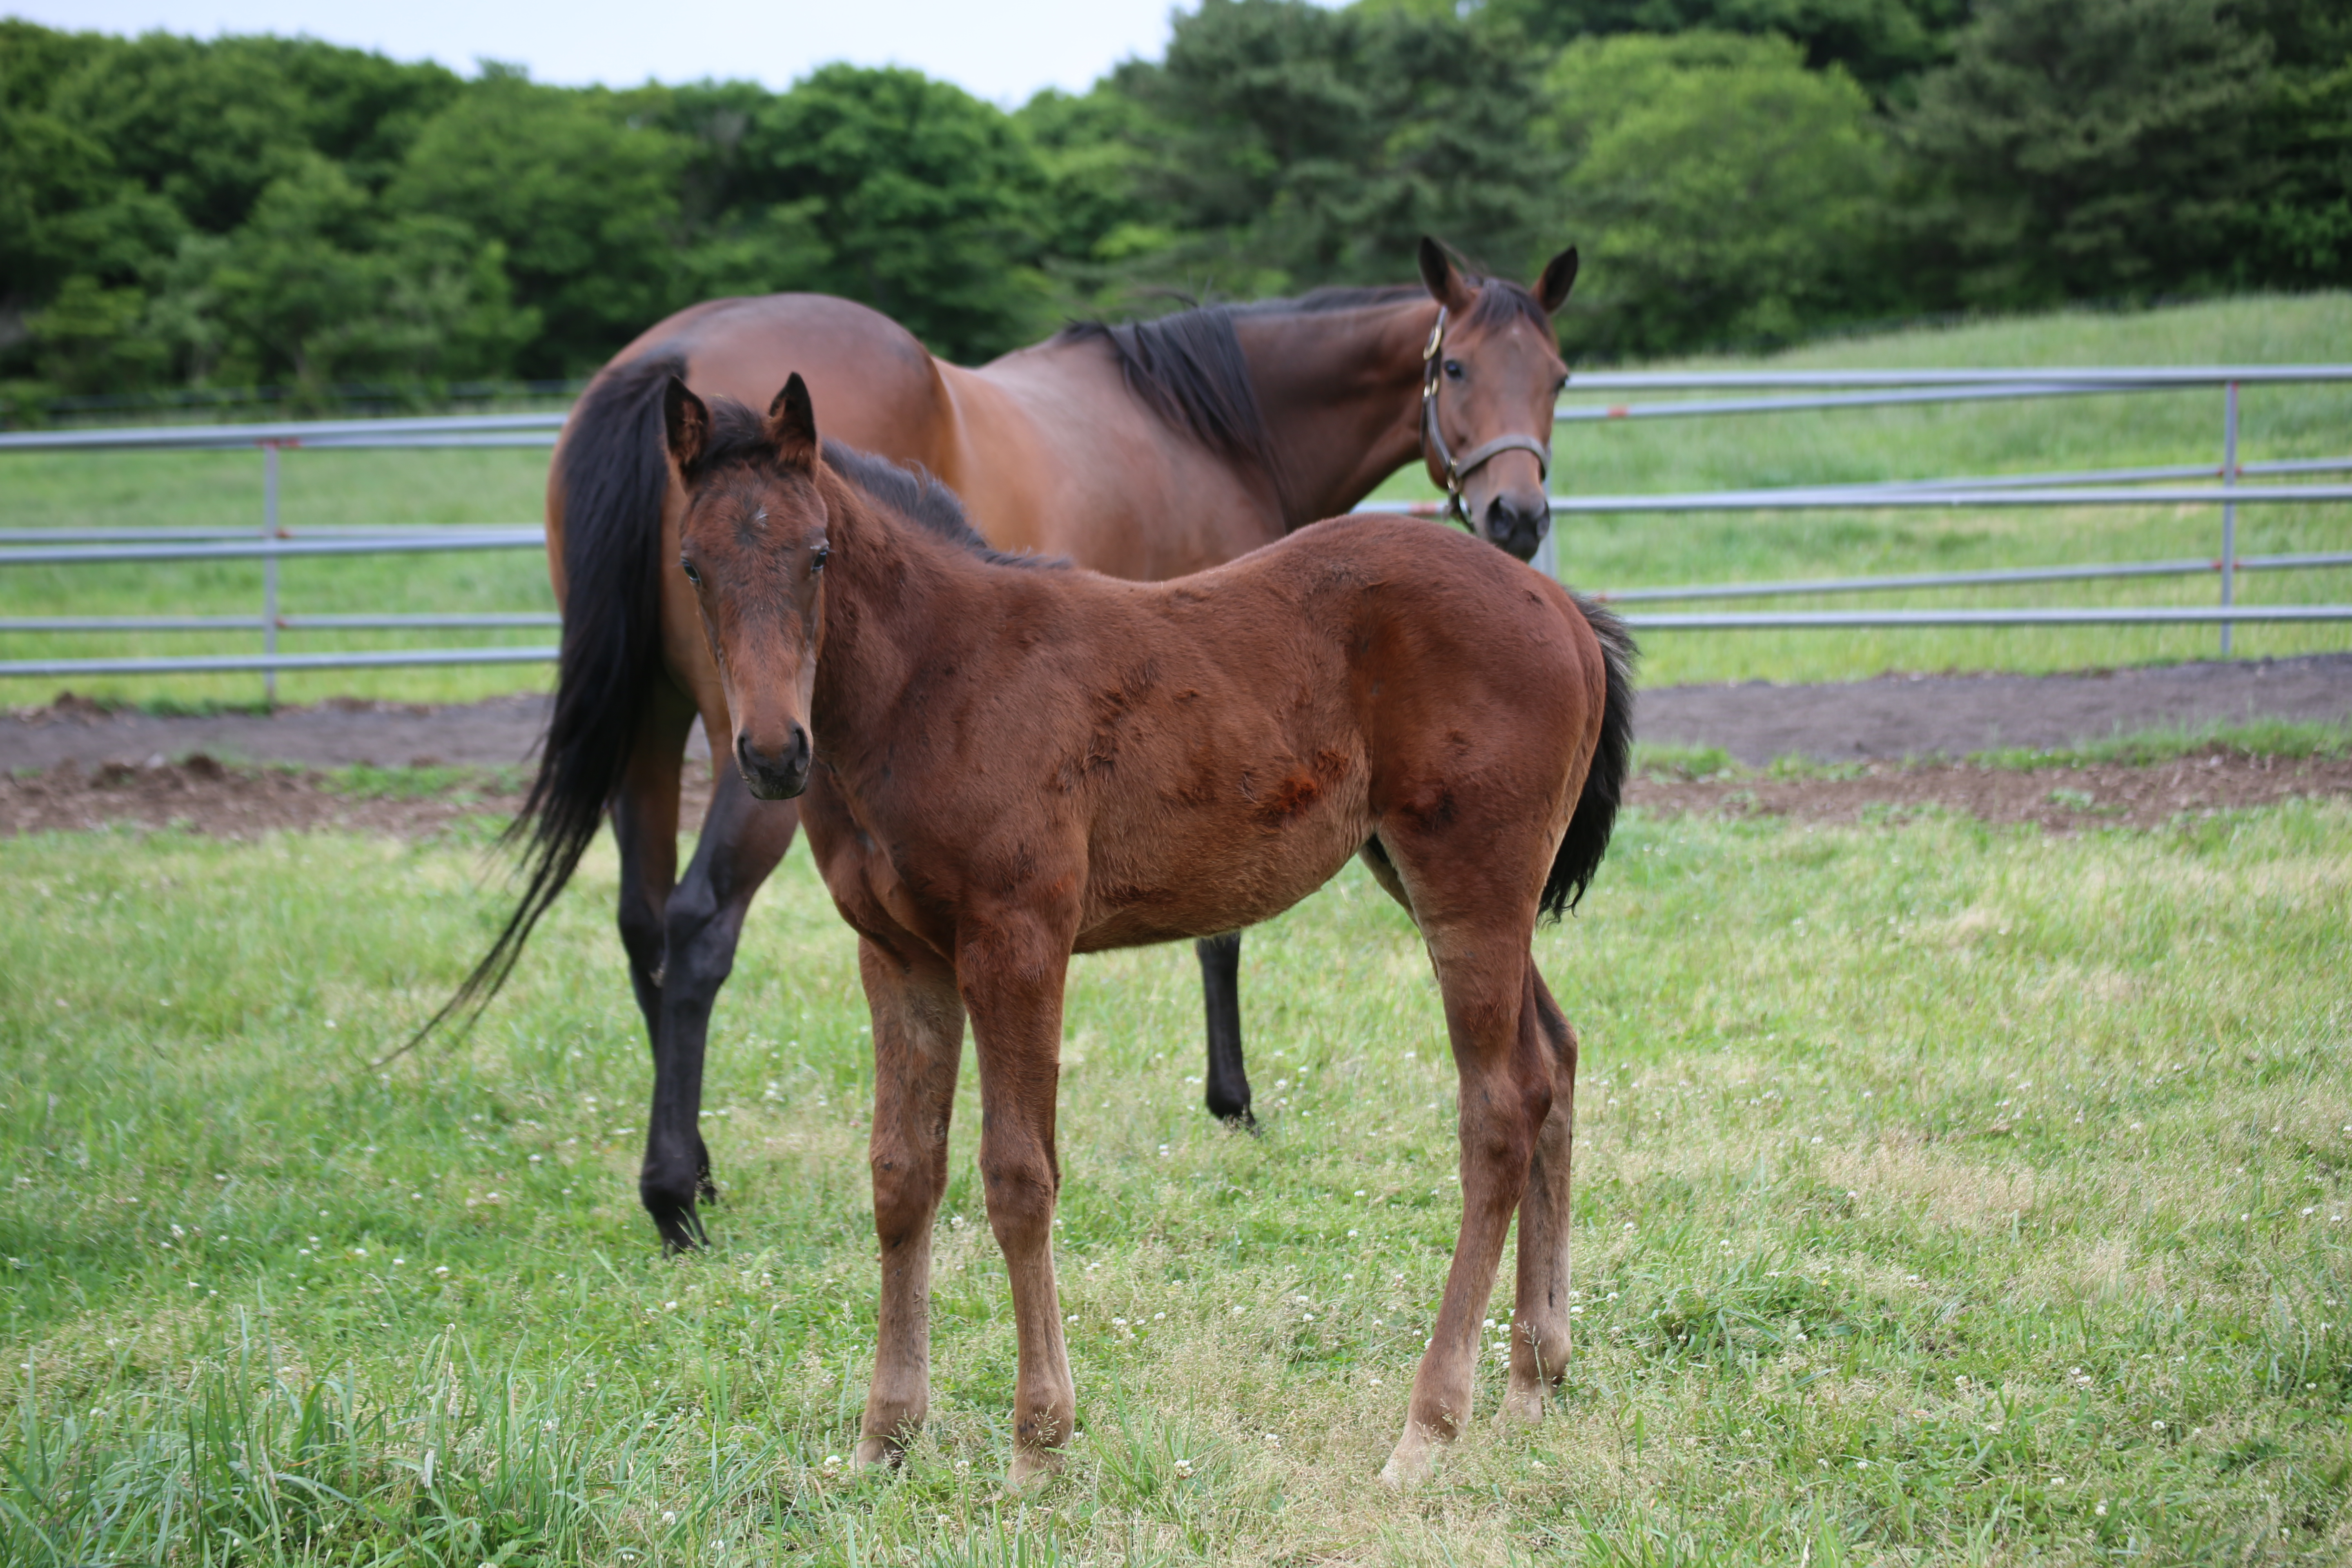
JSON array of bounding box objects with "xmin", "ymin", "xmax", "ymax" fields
[
  {"xmin": 807, "ymin": 478, "xmax": 978, "ymax": 761},
  {"xmin": 1237, "ymin": 298, "xmax": 1437, "ymax": 526}
]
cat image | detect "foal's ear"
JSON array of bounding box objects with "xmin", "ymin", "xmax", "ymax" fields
[
  {"xmin": 1417, "ymin": 236, "xmax": 1476, "ymax": 312},
  {"xmin": 766, "ymin": 373, "xmax": 820, "ymax": 469},
  {"xmin": 663, "ymin": 376, "xmax": 710, "ymax": 470},
  {"xmin": 1535, "ymin": 246, "xmax": 1580, "ymax": 314}
]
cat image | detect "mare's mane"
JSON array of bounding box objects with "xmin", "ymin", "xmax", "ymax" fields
[
  {"xmin": 695, "ymin": 394, "xmax": 1063, "ymax": 571},
  {"xmin": 1054, "ymin": 272, "xmax": 1552, "ymax": 511}
]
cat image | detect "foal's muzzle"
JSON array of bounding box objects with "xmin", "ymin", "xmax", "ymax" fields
[
  {"xmin": 1482, "ymin": 492, "xmax": 1552, "ymax": 563},
  {"xmin": 735, "ymin": 725, "xmax": 811, "ymax": 800}
]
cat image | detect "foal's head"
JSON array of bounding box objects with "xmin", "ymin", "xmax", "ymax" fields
[
  {"xmin": 1415, "ymin": 237, "xmax": 1578, "ymax": 561},
  {"xmin": 663, "ymin": 373, "xmax": 831, "ymax": 801}
]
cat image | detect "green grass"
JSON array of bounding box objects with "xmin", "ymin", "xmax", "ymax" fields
[
  {"xmin": 1633, "ymin": 718, "xmax": 2352, "ymax": 781},
  {"xmin": 4, "ymin": 800, "xmax": 2348, "ymax": 1564},
  {"xmin": 6, "ymin": 292, "xmax": 2349, "ymax": 706}
]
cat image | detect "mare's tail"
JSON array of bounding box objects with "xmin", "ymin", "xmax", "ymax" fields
[
  {"xmin": 1539, "ymin": 596, "xmax": 1636, "ymax": 923},
  {"xmin": 404, "ymin": 350, "xmax": 684, "ymax": 1047}
]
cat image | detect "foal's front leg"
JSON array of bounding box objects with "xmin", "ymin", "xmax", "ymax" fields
[
  {"xmin": 960, "ymin": 921, "xmax": 1076, "ymax": 1486},
  {"xmin": 856, "ymin": 937, "xmax": 964, "ymax": 1467}
]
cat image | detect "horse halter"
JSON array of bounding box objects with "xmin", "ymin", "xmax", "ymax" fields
[{"xmin": 1420, "ymin": 306, "xmax": 1555, "ymax": 528}]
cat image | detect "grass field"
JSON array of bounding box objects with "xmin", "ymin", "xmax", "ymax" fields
[
  {"xmin": 4, "ymin": 787, "xmax": 2348, "ymax": 1564},
  {"xmin": 4, "ymin": 293, "xmax": 2348, "ymax": 709}
]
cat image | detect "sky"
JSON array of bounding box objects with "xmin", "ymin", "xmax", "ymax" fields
[{"xmin": 13, "ymin": 0, "xmax": 1206, "ymax": 105}]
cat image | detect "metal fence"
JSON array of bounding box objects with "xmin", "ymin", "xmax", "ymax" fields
[{"xmin": 3, "ymin": 367, "xmax": 2349, "ymax": 691}]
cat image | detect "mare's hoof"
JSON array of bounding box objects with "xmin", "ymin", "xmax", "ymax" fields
[
  {"xmin": 1007, "ymin": 1447, "xmax": 1064, "ymax": 1490},
  {"xmin": 1214, "ymin": 1106, "xmax": 1258, "ymax": 1134},
  {"xmin": 641, "ymin": 1185, "xmax": 707, "ymax": 1252}
]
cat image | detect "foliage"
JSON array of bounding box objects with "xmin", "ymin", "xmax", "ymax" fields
[
  {"xmin": 1897, "ymin": 0, "xmax": 2274, "ymax": 307},
  {"xmin": 1544, "ymin": 31, "xmax": 1894, "ymax": 357},
  {"xmin": 2, "ymin": 0, "xmax": 2348, "ymax": 407}
]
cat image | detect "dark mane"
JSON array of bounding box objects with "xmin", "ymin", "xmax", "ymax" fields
[
  {"xmin": 1053, "ymin": 307, "xmax": 1281, "ymax": 492},
  {"xmin": 694, "ymin": 394, "xmax": 1062, "ymax": 570},
  {"xmin": 1056, "ymin": 272, "xmax": 1549, "ymax": 485}
]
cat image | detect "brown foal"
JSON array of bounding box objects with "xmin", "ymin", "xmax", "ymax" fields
[{"xmin": 662, "ymin": 374, "xmax": 1635, "ymax": 1486}]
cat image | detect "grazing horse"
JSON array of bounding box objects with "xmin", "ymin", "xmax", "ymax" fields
[
  {"xmin": 663, "ymin": 372, "xmax": 1635, "ymax": 1487},
  {"xmin": 434, "ymin": 238, "xmax": 1581, "ymax": 1251}
]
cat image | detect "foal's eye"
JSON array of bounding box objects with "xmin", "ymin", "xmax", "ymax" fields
[
  {"xmin": 1443, "ymin": 359, "xmax": 1465, "ymax": 381},
  {"xmin": 680, "ymin": 559, "xmax": 701, "ymax": 584},
  {"xmin": 809, "ymin": 544, "xmax": 829, "ymax": 574}
]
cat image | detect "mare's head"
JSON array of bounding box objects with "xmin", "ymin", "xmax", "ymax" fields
[
  {"xmin": 663, "ymin": 373, "xmax": 831, "ymax": 801},
  {"xmin": 1415, "ymin": 236, "xmax": 1578, "ymax": 561}
]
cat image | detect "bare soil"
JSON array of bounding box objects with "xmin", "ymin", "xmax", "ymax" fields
[
  {"xmin": 4, "ymin": 747, "xmax": 2343, "ymax": 842},
  {"xmin": 4, "ymin": 653, "xmax": 2347, "ymax": 840}
]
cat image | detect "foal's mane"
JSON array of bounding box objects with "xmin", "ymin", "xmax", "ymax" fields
[{"xmin": 696, "ymin": 395, "xmax": 1062, "ymax": 571}]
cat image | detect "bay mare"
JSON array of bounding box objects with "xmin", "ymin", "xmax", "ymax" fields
[
  {"xmin": 665, "ymin": 373, "xmax": 1634, "ymax": 1486},
  {"xmin": 439, "ymin": 238, "xmax": 1580, "ymax": 1250}
]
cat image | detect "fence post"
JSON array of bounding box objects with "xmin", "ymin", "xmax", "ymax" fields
[
  {"xmin": 261, "ymin": 440, "xmax": 281, "ymax": 705},
  {"xmin": 2219, "ymin": 381, "xmax": 2239, "ymax": 655}
]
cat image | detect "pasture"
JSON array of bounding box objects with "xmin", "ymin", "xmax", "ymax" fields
[
  {"xmin": 4, "ymin": 292, "xmax": 2349, "ymax": 710},
  {"xmin": 4, "ymin": 785, "xmax": 2349, "ymax": 1564}
]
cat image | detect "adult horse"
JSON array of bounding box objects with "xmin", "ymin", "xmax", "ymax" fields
[
  {"xmin": 439, "ymin": 238, "xmax": 1581, "ymax": 1250},
  {"xmin": 661, "ymin": 373, "xmax": 1634, "ymax": 1485}
]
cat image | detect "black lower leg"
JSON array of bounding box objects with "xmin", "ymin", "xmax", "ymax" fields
[{"xmin": 1196, "ymin": 931, "xmax": 1254, "ymax": 1127}]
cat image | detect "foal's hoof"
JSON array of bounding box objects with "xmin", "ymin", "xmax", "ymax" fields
[
  {"xmin": 1007, "ymin": 1447, "xmax": 1064, "ymax": 1490},
  {"xmin": 853, "ymin": 1435, "xmax": 901, "ymax": 1470},
  {"xmin": 1378, "ymin": 1440, "xmax": 1435, "ymax": 1490},
  {"xmin": 1499, "ymin": 1386, "xmax": 1548, "ymax": 1427}
]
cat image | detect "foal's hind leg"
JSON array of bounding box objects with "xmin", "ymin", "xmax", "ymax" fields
[
  {"xmin": 1503, "ymin": 964, "xmax": 1579, "ymax": 1425},
  {"xmin": 1195, "ymin": 933, "xmax": 1255, "ymax": 1126},
  {"xmin": 1379, "ymin": 918, "xmax": 1553, "ymax": 1488},
  {"xmin": 856, "ymin": 935, "xmax": 964, "ymax": 1468},
  {"xmin": 640, "ymin": 760, "xmax": 800, "ymax": 1250}
]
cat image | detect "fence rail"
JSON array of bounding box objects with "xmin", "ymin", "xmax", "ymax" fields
[{"xmin": 4, "ymin": 364, "xmax": 2349, "ymax": 686}]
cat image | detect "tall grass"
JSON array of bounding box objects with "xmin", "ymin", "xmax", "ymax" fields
[
  {"xmin": 3, "ymin": 797, "xmax": 2347, "ymax": 1562},
  {"xmin": 3, "ymin": 292, "xmax": 2347, "ymax": 706}
]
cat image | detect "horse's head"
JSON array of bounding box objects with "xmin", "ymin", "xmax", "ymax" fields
[
  {"xmin": 663, "ymin": 372, "xmax": 830, "ymax": 801},
  {"xmin": 1415, "ymin": 236, "xmax": 1578, "ymax": 562}
]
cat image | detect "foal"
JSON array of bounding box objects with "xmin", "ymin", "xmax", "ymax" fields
[{"xmin": 666, "ymin": 375, "xmax": 1634, "ymax": 1486}]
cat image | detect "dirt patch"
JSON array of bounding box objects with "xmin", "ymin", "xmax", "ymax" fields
[
  {"xmin": 4, "ymin": 748, "xmax": 2343, "ymax": 843},
  {"xmin": 1628, "ymin": 745, "xmax": 2352, "ymax": 830}
]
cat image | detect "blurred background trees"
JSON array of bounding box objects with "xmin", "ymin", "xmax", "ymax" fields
[{"xmin": 0, "ymin": 0, "xmax": 2342, "ymax": 410}]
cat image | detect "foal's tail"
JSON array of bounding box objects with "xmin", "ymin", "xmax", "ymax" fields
[
  {"xmin": 1540, "ymin": 596, "xmax": 1636, "ymax": 923},
  {"xmin": 403, "ymin": 350, "xmax": 683, "ymax": 1049}
]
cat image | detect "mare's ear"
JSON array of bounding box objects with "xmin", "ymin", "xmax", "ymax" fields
[
  {"xmin": 1535, "ymin": 246, "xmax": 1579, "ymax": 314},
  {"xmin": 1417, "ymin": 236, "xmax": 1476, "ymax": 312},
  {"xmin": 663, "ymin": 376, "xmax": 710, "ymax": 470},
  {"xmin": 766, "ymin": 373, "xmax": 820, "ymax": 469}
]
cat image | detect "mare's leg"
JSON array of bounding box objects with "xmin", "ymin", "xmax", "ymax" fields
[
  {"xmin": 610, "ymin": 693, "xmax": 693, "ymax": 1045},
  {"xmin": 856, "ymin": 936, "xmax": 965, "ymax": 1466},
  {"xmin": 1195, "ymin": 932, "xmax": 1254, "ymax": 1126},
  {"xmin": 1379, "ymin": 911, "xmax": 1554, "ymax": 1488},
  {"xmin": 1503, "ymin": 966, "xmax": 1579, "ymax": 1425},
  {"xmin": 641, "ymin": 760, "xmax": 800, "ymax": 1250},
  {"xmin": 960, "ymin": 918, "xmax": 1077, "ymax": 1486}
]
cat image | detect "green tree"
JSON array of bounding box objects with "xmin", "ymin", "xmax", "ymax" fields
[
  {"xmin": 1899, "ymin": 0, "xmax": 2273, "ymax": 306},
  {"xmin": 1544, "ymin": 31, "xmax": 1893, "ymax": 357},
  {"xmin": 385, "ymin": 67, "xmax": 688, "ymax": 376},
  {"xmin": 1107, "ymin": 0, "xmax": 1564, "ymax": 296},
  {"xmin": 738, "ymin": 64, "xmax": 1052, "ymax": 364},
  {"xmin": 1473, "ymin": 0, "xmax": 1962, "ymax": 101}
]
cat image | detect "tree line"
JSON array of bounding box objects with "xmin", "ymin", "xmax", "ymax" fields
[{"xmin": 2, "ymin": 0, "xmax": 2344, "ymax": 409}]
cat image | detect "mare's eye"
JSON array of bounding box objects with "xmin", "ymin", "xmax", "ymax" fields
[
  {"xmin": 680, "ymin": 559, "xmax": 701, "ymax": 584},
  {"xmin": 809, "ymin": 544, "xmax": 830, "ymax": 574},
  {"xmin": 1443, "ymin": 359, "xmax": 1465, "ymax": 381}
]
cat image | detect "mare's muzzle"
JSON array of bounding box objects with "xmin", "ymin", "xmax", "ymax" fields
[
  {"xmin": 1481, "ymin": 490, "xmax": 1552, "ymax": 562},
  {"xmin": 736, "ymin": 724, "xmax": 811, "ymax": 800}
]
